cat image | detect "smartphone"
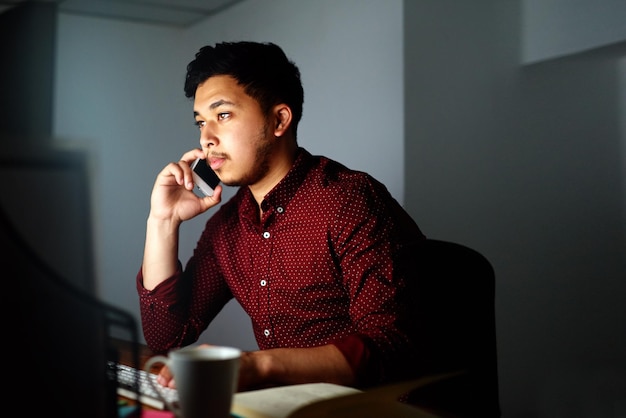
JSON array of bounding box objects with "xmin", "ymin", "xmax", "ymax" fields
[{"xmin": 191, "ymin": 157, "xmax": 220, "ymax": 196}]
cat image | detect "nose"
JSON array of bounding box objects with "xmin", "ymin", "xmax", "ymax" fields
[{"xmin": 199, "ymin": 126, "xmax": 217, "ymax": 149}]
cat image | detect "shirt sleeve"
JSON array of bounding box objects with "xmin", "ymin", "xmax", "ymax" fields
[
  {"xmin": 136, "ymin": 248, "xmax": 232, "ymax": 353},
  {"xmin": 136, "ymin": 262, "xmax": 188, "ymax": 353},
  {"xmin": 327, "ymin": 174, "xmax": 424, "ymax": 387}
]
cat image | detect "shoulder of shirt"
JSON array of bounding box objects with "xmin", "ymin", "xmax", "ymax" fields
[{"xmin": 306, "ymin": 152, "xmax": 388, "ymax": 195}]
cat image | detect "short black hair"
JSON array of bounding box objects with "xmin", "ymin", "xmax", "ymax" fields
[{"xmin": 184, "ymin": 41, "xmax": 304, "ymax": 134}]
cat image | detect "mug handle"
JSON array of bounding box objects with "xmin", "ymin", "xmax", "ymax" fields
[{"xmin": 143, "ymin": 355, "xmax": 181, "ymax": 415}]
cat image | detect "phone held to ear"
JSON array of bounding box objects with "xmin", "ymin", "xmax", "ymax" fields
[{"xmin": 191, "ymin": 158, "xmax": 220, "ymax": 197}]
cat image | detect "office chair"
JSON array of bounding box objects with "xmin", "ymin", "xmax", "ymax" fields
[{"xmin": 402, "ymin": 238, "xmax": 501, "ymax": 418}]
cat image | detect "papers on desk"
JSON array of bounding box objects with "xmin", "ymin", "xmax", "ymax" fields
[
  {"xmin": 231, "ymin": 383, "xmax": 360, "ymax": 418},
  {"xmin": 231, "ymin": 373, "xmax": 457, "ymax": 418}
]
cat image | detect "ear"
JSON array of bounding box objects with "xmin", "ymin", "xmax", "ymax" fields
[{"xmin": 273, "ymin": 104, "xmax": 293, "ymax": 138}]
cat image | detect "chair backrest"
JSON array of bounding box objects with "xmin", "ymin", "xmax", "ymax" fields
[{"xmin": 403, "ymin": 238, "xmax": 501, "ymax": 417}]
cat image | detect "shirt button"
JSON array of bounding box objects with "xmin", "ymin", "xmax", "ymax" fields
[
  {"xmin": 260, "ymin": 279, "xmax": 267, "ymax": 287},
  {"xmin": 263, "ymin": 231, "xmax": 270, "ymax": 239},
  {"xmin": 263, "ymin": 329, "xmax": 270, "ymax": 337},
  {"xmin": 276, "ymin": 206, "xmax": 284, "ymax": 213}
]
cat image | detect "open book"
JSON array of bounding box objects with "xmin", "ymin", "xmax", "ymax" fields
[{"xmin": 231, "ymin": 373, "xmax": 458, "ymax": 418}]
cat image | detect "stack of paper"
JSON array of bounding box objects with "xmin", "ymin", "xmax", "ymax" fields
[{"xmin": 230, "ymin": 374, "xmax": 457, "ymax": 418}]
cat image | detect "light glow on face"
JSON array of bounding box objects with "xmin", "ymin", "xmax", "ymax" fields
[{"xmin": 193, "ymin": 75, "xmax": 275, "ymax": 188}]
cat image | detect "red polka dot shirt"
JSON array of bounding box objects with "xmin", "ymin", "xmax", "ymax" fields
[{"xmin": 137, "ymin": 148, "xmax": 425, "ymax": 387}]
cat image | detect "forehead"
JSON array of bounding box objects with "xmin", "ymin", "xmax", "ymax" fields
[{"xmin": 194, "ymin": 75, "xmax": 249, "ymax": 109}]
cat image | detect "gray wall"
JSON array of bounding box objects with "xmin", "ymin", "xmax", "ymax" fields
[
  {"xmin": 53, "ymin": 0, "xmax": 404, "ymax": 352},
  {"xmin": 521, "ymin": 0, "xmax": 626, "ymax": 63},
  {"xmin": 50, "ymin": 0, "xmax": 625, "ymax": 417},
  {"xmin": 404, "ymin": 1, "xmax": 625, "ymax": 417}
]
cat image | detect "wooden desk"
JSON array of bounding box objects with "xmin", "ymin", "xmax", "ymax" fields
[
  {"xmin": 112, "ymin": 337, "xmax": 165, "ymax": 413},
  {"xmin": 110, "ymin": 338, "xmax": 444, "ymax": 418},
  {"xmin": 112, "ymin": 337, "xmax": 154, "ymax": 368}
]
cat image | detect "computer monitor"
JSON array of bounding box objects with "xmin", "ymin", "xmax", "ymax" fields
[{"xmin": 1, "ymin": 146, "xmax": 141, "ymax": 417}]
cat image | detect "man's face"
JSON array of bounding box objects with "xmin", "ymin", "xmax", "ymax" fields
[{"xmin": 193, "ymin": 75, "xmax": 273, "ymax": 187}]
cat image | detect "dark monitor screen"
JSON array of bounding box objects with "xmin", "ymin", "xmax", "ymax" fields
[
  {"xmin": 1, "ymin": 147, "xmax": 141, "ymax": 417},
  {"xmin": 0, "ymin": 146, "xmax": 95, "ymax": 294}
]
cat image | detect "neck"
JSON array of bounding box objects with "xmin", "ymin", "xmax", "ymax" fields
[{"xmin": 248, "ymin": 140, "xmax": 298, "ymax": 206}]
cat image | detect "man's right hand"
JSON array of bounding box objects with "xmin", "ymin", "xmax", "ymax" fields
[
  {"xmin": 148, "ymin": 148, "xmax": 222, "ymax": 225},
  {"xmin": 141, "ymin": 148, "xmax": 222, "ymax": 290}
]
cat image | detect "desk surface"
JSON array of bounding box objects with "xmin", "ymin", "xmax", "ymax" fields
[
  {"xmin": 112, "ymin": 338, "xmax": 443, "ymax": 418},
  {"xmin": 112, "ymin": 337, "xmax": 155, "ymax": 367},
  {"xmin": 112, "ymin": 338, "xmax": 163, "ymax": 413}
]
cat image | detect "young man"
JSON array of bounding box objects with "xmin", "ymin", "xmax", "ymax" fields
[{"xmin": 138, "ymin": 41, "xmax": 426, "ymax": 392}]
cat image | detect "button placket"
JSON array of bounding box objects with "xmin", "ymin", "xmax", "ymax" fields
[{"xmin": 259, "ymin": 227, "xmax": 272, "ymax": 342}]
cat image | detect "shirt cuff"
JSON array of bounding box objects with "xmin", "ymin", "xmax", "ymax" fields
[
  {"xmin": 331, "ymin": 334, "xmax": 382, "ymax": 387},
  {"xmin": 136, "ymin": 261, "xmax": 183, "ymax": 297}
]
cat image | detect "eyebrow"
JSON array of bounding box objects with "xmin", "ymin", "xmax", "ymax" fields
[
  {"xmin": 194, "ymin": 99, "xmax": 236, "ymax": 117},
  {"xmin": 212, "ymin": 99, "xmax": 236, "ymax": 109}
]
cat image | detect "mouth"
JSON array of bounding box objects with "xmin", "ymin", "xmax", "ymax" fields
[{"xmin": 208, "ymin": 156, "xmax": 226, "ymax": 171}]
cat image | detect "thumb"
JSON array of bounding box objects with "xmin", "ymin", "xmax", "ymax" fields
[{"xmin": 199, "ymin": 184, "xmax": 223, "ymax": 211}]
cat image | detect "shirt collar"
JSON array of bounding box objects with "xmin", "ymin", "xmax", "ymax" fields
[
  {"xmin": 263, "ymin": 147, "xmax": 311, "ymax": 209},
  {"xmin": 240, "ymin": 147, "xmax": 313, "ymax": 220}
]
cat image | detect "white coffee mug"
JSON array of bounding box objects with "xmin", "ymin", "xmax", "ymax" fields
[{"xmin": 144, "ymin": 345, "xmax": 241, "ymax": 418}]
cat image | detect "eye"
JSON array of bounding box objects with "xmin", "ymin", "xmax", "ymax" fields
[
  {"xmin": 194, "ymin": 120, "xmax": 205, "ymax": 130},
  {"xmin": 217, "ymin": 112, "xmax": 230, "ymax": 121}
]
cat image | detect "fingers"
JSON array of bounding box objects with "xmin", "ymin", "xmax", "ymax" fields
[
  {"xmin": 197, "ymin": 343, "xmax": 216, "ymax": 348},
  {"xmin": 179, "ymin": 149, "xmax": 207, "ymax": 191},
  {"xmin": 160, "ymin": 149, "xmax": 204, "ymax": 191},
  {"xmin": 156, "ymin": 365, "xmax": 176, "ymax": 389},
  {"xmin": 150, "ymin": 149, "xmax": 220, "ymax": 222},
  {"xmin": 158, "ymin": 161, "xmax": 192, "ymax": 192},
  {"xmin": 180, "ymin": 148, "xmax": 205, "ymax": 165},
  {"xmin": 199, "ymin": 184, "xmax": 223, "ymax": 207}
]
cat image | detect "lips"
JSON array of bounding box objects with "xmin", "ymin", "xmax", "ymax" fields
[{"xmin": 208, "ymin": 157, "xmax": 225, "ymax": 170}]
